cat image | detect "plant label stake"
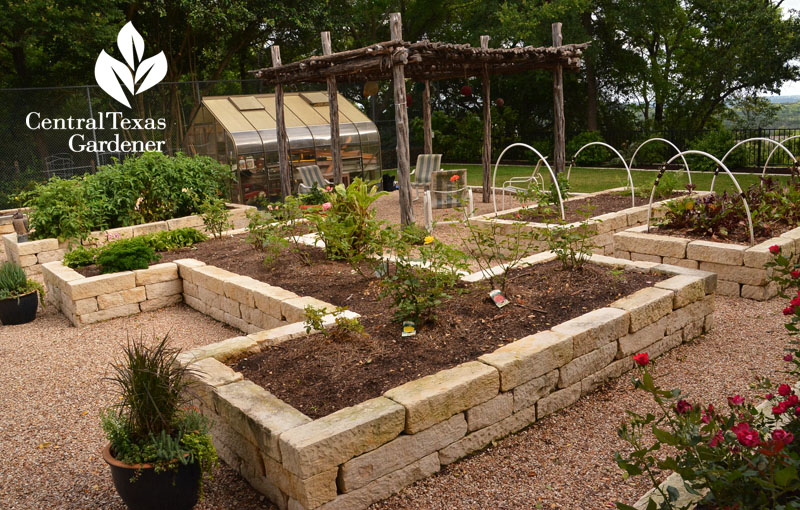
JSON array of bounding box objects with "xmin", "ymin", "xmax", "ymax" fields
[
  {"xmin": 402, "ymin": 321, "xmax": 416, "ymax": 337},
  {"xmin": 489, "ymin": 289, "xmax": 509, "ymax": 308}
]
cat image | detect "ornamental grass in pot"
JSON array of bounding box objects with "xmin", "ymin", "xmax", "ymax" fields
[
  {"xmin": 101, "ymin": 334, "xmax": 217, "ymax": 510},
  {"xmin": 0, "ymin": 261, "xmax": 45, "ymax": 325}
]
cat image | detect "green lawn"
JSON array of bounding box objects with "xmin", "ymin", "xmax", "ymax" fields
[{"xmin": 438, "ymin": 164, "xmax": 786, "ymax": 194}]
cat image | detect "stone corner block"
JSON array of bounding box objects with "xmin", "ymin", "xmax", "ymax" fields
[
  {"xmin": 551, "ymin": 307, "xmax": 629, "ymax": 358},
  {"xmin": 478, "ymin": 330, "xmax": 572, "ymax": 392},
  {"xmin": 610, "ymin": 287, "xmax": 673, "ymax": 332},
  {"xmin": 66, "ymin": 271, "xmax": 136, "ymax": 300},
  {"xmin": 654, "ymin": 275, "xmax": 705, "ymax": 309}
]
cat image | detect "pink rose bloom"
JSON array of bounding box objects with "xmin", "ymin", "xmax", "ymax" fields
[
  {"xmin": 773, "ymin": 429, "xmax": 794, "ymax": 445},
  {"xmin": 734, "ymin": 423, "xmax": 760, "ymax": 447},
  {"xmin": 727, "ymin": 395, "xmax": 745, "ymax": 406},
  {"xmin": 321, "ymin": 202, "xmax": 332, "ymax": 211},
  {"xmin": 709, "ymin": 430, "xmax": 724, "ymax": 448}
]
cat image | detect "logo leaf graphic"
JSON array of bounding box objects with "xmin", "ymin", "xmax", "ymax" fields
[
  {"xmin": 134, "ymin": 52, "xmax": 168, "ymax": 94},
  {"xmin": 117, "ymin": 22, "xmax": 145, "ymax": 69},
  {"xmin": 95, "ymin": 50, "xmax": 134, "ymax": 108}
]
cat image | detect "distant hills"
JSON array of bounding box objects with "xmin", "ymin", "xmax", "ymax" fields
[{"xmin": 766, "ymin": 95, "xmax": 800, "ymax": 104}]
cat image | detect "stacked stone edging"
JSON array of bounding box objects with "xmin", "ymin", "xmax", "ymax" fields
[
  {"xmin": 179, "ymin": 253, "xmax": 717, "ymax": 510},
  {"xmin": 469, "ymin": 188, "xmax": 693, "ymax": 256},
  {"xmin": 3, "ymin": 203, "xmax": 253, "ymax": 280},
  {"xmin": 613, "ymin": 224, "xmax": 800, "ymax": 300}
]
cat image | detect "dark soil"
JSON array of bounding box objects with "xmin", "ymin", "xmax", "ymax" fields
[
  {"xmin": 652, "ymin": 221, "xmax": 794, "ymax": 245},
  {"xmin": 501, "ymin": 191, "xmax": 684, "ymax": 223},
  {"xmin": 157, "ymin": 236, "xmax": 664, "ymax": 418}
]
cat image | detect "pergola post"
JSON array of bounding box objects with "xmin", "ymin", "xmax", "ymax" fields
[
  {"xmin": 422, "ymin": 80, "xmax": 433, "ymax": 155},
  {"xmin": 390, "ymin": 13, "xmax": 414, "ymax": 226},
  {"xmin": 480, "ymin": 35, "xmax": 491, "ymax": 203},
  {"xmin": 271, "ymin": 45, "xmax": 292, "ymax": 198},
  {"xmin": 321, "ymin": 31, "xmax": 342, "ymax": 185},
  {"xmin": 552, "ymin": 23, "xmax": 566, "ymax": 175}
]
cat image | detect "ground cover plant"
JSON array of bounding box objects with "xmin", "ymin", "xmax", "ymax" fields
[
  {"xmin": 615, "ymin": 245, "xmax": 800, "ymax": 510},
  {"xmin": 657, "ymin": 175, "xmax": 800, "ymax": 242},
  {"xmin": 22, "ymin": 153, "xmax": 229, "ymax": 242},
  {"xmin": 0, "ymin": 261, "xmax": 44, "ymax": 304}
]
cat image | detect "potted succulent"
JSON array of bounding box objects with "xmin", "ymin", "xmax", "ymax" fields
[
  {"xmin": 0, "ymin": 261, "xmax": 44, "ymax": 325},
  {"xmin": 101, "ymin": 334, "xmax": 217, "ymax": 510}
]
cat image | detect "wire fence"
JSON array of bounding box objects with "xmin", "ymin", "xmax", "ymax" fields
[{"xmin": 0, "ymin": 79, "xmax": 799, "ymax": 209}]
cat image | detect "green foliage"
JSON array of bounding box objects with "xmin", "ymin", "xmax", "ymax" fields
[
  {"xmin": 143, "ymin": 228, "xmax": 208, "ymax": 252},
  {"xmin": 637, "ymin": 171, "xmax": 679, "ymax": 199},
  {"xmin": 299, "ymin": 184, "xmax": 330, "ymax": 206},
  {"xmin": 306, "ymin": 178, "xmax": 391, "ymax": 270},
  {"xmin": 400, "ymin": 223, "xmax": 432, "ymax": 246},
  {"xmin": 23, "ymin": 153, "xmax": 229, "ymax": 241},
  {"xmin": 102, "ymin": 334, "xmax": 217, "ymax": 486},
  {"xmin": 536, "ymin": 213, "xmax": 598, "ymax": 270},
  {"xmin": 245, "ymin": 198, "xmax": 309, "ymax": 267},
  {"xmin": 0, "ymin": 261, "xmax": 44, "ymax": 304},
  {"xmin": 303, "ymin": 305, "xmax": 364, "ymax": 342},
  {"xmin": 567, "ymin": 132, "xmax": 608, "ymax": 166},
  {"xmin": 63, "ymin": 245, "xmax": 100, "ymax": 269},
  {"xmin": 197, "ymin": 197, "xmax": 232, "ymax": 239},
  {"xmin": 95, "ymin": 237, "xmax": 160, "ymax": 274},
  {"xmin": 380, "ymin": 236, "xmax": 468, "ymax": 325},
  {"xmin": 688, "ymin": 129, "xmax": 746, "ymax": 172}
]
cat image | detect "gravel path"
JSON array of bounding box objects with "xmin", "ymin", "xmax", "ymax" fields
[{"xmin": 1, "ymin": 295, "xmax": 790, "ymax": 509}]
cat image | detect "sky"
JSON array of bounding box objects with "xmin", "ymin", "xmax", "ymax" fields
[{"xmin": 779, "ymin": 0, "xmax": 800, "ymax": 96}]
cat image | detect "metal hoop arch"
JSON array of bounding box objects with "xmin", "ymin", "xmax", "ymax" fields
[
  {"xmin": 492, "ymin": 143, "xmax": 565, "ymax": 220},
  {"xmin": 629, "ymin": 137, "xmax": 692, "ymax": 186},
  {"xmin": 710, "ymin": 138, "xmax": 796, "ymax": 193},
  {"xmin": 567, "ymin": 142, "xmax": 635, "ymax": 208},
  {"xmin": 649, "ymin": 150, "xmax": 754, "ymax": 246},
  {"xmin": 761, "ymin": 135, "xmax": 800, "ymax": 180}
]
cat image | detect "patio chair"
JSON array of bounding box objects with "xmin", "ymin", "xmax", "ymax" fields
[
  {"xmin": 423, "ymin": 168, "xmax": 474, "ymax": 231},
  {"xmin": 499, "ymin": 157, "xmax": 547, "ymax": 210},
  {"xmin": 296, "ymin": 165, "xmax": 333, "ymax": 193},
  {"xmin": 410, "ymin": 154, "xmax": 442, "ymax": 201}
]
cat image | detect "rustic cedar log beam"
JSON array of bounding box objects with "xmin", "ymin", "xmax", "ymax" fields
[
  {"xmin": 423, "ymin": 80, "xmax": 432, "ymax": 154},
  {"xmin": 391, "ymin": 13, "xmax": 414, "ymax": 226},
  {"xmin": 322, "ymin": 31, "xmax": 342, "ymax": 185},
  {"xmin": 481, "ymin": 35, "xmax": 491, "ymax": 203},
  {"xmin": 552, "ymin": 22, "xmax": 566, "ymax": 175},
  {"xmin": 271, "ymin": 45, "xmax": 292, "ymax": 199}
]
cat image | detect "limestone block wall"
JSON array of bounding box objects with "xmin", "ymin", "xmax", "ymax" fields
[
  {"xmin": 4, "ymin": 203, "xmax": 253, "ymax": 281},
  {"xmin": 180, "ymin": 253, "xmax": 717, "ymax": 510},
  {"xmin": 176, "ymin": 259, "xmax": 335, "ymax": 335},
  {"xmin": 469, "ymin": 188, "xmax": 689, "ymax": 257},
  {"xmin": 613, "ymin": 225, "xmax": 800, "ymax": 300},
  {"xmin": 42, "ymin": 261, "xmax": 183, "ymax": 326}
]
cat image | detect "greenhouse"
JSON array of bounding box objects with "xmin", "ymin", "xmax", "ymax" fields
[{"xmin": 183, "ymin": 92, "xmax": 382, "ymax": 203}]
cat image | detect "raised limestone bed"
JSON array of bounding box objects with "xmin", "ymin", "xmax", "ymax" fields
[
  {"xmin": 470, "ymin": 188, "xmax": 696, "ymax": 256},
  {"xmin": 42, "ymin": 257, "xmax": 339, "ymax": 330},
  {"xmin": 612, "ymin": 225, "xmax": 800, "ymax": 300},
  {"xmin": 177, "ymin": 253, "xmax": 717, "ymax": 510},
  {"xmin": 3, "ymin": 203, "xmax": 253, "ymax": 281}
]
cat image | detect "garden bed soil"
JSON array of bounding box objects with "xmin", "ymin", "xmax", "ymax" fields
[
  {"xmin": 651, "ymin": 221, "xmax": 795, "ymax": 245},
  {"xmin": 500, "ymin": 191, "xmax": 684, "ymax": 223},
  {"xmin": 155, "ymin": 236, "xmax": 664, "ymax": 418}
]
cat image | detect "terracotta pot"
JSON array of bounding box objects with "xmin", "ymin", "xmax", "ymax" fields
[
  {"xmin": 102, "ymin": 443, "xmax": 201, "ymax": 510},
  {"xmin": 0, "ymin": 290, "xmax": 38, "ymax": 325}
]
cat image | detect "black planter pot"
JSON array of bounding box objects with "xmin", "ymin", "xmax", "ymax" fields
[
  {"xmin": 0, "ymin": 291, "xmax": 38, "ymax": 325},
  {"xmin": 103, "ymin": 444, "xmax": 201, "ymax": 510}
]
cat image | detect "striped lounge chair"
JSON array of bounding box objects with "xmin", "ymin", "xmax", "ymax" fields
[
  {"xmin": 296, "ymin": 165, "xmax": 332, "ymax": 193},
  {"xmin": 410, "ymin": 154, "xmax": 442, "ymax": 201}
]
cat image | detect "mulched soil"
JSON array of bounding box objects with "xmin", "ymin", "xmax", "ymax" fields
[
  {"xmin": 652, "ymin": 221, "xmax": 795, "ymax": 245},
  {"xmin": 499, "ymin": 191, "xmax": 684, "ymax": 223},
  {"xmin": 155, "ymin": 235, "xmax": 663, "ymax": 418}
]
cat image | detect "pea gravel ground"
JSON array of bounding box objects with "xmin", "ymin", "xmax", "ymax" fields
[{"xmin": 0, "ymin": 296, "xmax": 792, "ymax": 509}]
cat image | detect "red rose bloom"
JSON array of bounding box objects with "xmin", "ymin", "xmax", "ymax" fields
[
  {"xmin": 792, "ymin": 270, "xmax": 800, "ymax": 279},
  {"xmin": 773, "ymin": 429, "xmax": 794, "ymax": 445},
  {"xmin": 773, "ymin": 401, "xmax": 790, "ymax": 415},
  {"xmin": 709, "ymin": 430, "xmax": 724, "ymax": 448},
  {"xmin": 779, "ymin": 383, "xmax": 792, "ymax": 396},
  {"xmin": 769, "ymin": 245, "xmax": 781, "ymax": 255},
  {"xmin": 784, "ymin": 354, "xmax": 794, "ymax": 362},
  {"xmin": 765, "ymin": 393, "xmax": 774, "ymax": 400},
  {"xmin": 784, "ymin": 306, "xmax": 795, "ymax": 316},
  {"xmin": 791, "ymin": 296, "xmax": 800, "ymax": 307},
  {"xmin": 633, "ymin": 353, "xmax": 649, "ymax": 366},
  {"xmin": 701, "ymin": 411, "xmax": 711, "ymax": 424},
  {"xmin": 787, "ymin": 394, "xmax": 799, "ymax": 406},
  {"xmin": 728, "ymin": 395, "xmax": 745, "ymax": 406},
  {"xmin": 734, "ymin": 423, "xmax": 761, "ymax": 447},
  {"xmin": 675, "ymin": 400, "xmax": 692, "ymax": 414}
]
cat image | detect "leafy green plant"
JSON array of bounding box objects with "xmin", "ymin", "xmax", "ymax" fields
[
  {"xmin": 380, "ymin": 235, "xmax": 468, "ymax": 325},
  {"xmin": 299, "ymin": 184, "xmax": 331, "ymax": 206},
  {"xmin": 303, "ymin": 305, "xmax": 364, "ymax": 342},
  {"xmin": 0, "ymin": 261, "xmax": 45, "ymax": 304},
  {"xmin": 637, "ymin": 171, "xmax": 679, "ymax": 199},
  {"xmin": 567, "ymin": 131, "xmax": 608, "ymax": 166},
  {"xmin": 143, "ymin": 228, "xmax": 208, "ymax": 252},
  {"xmin": 245, "ymin": 197, "xmax": 309, "ymax": 267},
  {"xmin": 688, "ymin": 129, "xmax": 746, "ymax": 172},
  {"xmin": 400, "ymin": 223, "xmax": 432, "ymax": 246},
  {"xmin": 306, "ymin": 178, "xmax": 392, "ymax": 272},
  {"xmin": 23, "ymin": 177, "xmax": 95, "ymax": 241},
  {"xmin": 536, "ymin": 212, "xmax": 598, "ymax": 270},
  {"xmin": 102, "ymin": 334, "xmax": 217, "ymax": 488},
  {"xmin": 197, "ymin": 197, "xmax": 232, "ymax": 239},
  {"xmin": 95, "ymin": 237, "xmax": 160, "ymax": 274},
  {"xmin": 63, "ymin": 245, "xmax": 100, "ymax": 268}
]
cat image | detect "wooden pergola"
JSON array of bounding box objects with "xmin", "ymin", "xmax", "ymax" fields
[{"xmin": 253, "ymin": 13, "xmax": 589, "ymax": 225}]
